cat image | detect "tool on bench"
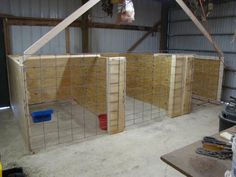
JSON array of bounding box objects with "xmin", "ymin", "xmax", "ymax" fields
[{"xmin": 196, "ymin": 136, "xmax": 232, "ymax": 160}]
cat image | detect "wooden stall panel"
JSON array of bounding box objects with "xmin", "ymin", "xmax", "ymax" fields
[
  {"xmin": 71, "ymin": 57, "xmax": 107, "ymax": 115},
  {"xmin": 24, "ymin": 56, "xmax": 72, "ymax": 104},
  {"xmin": 192, "ymin": 56, "xmax": 223, "ymax": 102},
  {"xmin": 8, "ymin": 56, "xmax": 30, "ymax": 149},
  {"xmin": 153, "ymin": 54, "xmax": 172, "ymax": 110},
  {"xmin": 168, "ymin": 55, "xmax": 193, "ymax": 118}
]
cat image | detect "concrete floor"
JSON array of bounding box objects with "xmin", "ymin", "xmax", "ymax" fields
[
  {"xmin": 0, "ymin": 101, "xmax": 222, "ymax": 177},
  {"xmin": 29, "ymin": 101, "xmax": 106, "ymax": 151}
]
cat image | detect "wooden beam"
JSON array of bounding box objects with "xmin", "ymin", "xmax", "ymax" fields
[
  {"xmin": 90, "ymin": 22, "xmax": 159, "ymax": 32},
  {"xmin": 159, "ymin": 2, "xmax": 169, "ymax": 52},
  {"xmin": 6, "ymin": 17, "xmax": 81, "ymax": 27},
  {"xmin": 175, "ymin": 0, "xmax": 224, "ymax": 58},
  {"xmin": 4, "ymin": 17, "xmax": 159, "ymax": 32},
  {"xmin": 82, "ymin": 0, "xmax": 89, "ymax": 53},
  {"xmin": 24, "ymin": 0, "xmax": 101, "ymax": 56},
  {"xmin": 2, "ymin": 18, "xmax": 11, "ymax": 54},
  {"xmin": 127, "ymin": 21, "xmax": 161, "ymax": 52},
  {"xmin": 65, "ymin": 27, "xmax": 70, "ymax": 53}
]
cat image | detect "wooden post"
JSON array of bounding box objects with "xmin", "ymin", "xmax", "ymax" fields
[
  {"xmin": 107, "ymin": 57, "xmax": 126, "ymax": 134},
  {"xmin": 24, "ymin": 0, "xmax": 100, "ymax": 56},
  {"xmin": 65, "ymin": 27, "xmax": 70, "ymax": 53},
  {"xmin": 82, "ymin": 0, "xmax": 89, "ymax": 53},
  {"xmin": 159, "ymin": 2, "xmax": 169, "ymax": 52},
  {"xmin": 3, "ymin": 18, "xmax": 11, "ymax": 54}
]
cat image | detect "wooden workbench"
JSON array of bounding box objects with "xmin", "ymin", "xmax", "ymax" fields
[{"xmin": 161, "ymin": 126, "xmax": 236, "ymax": 177}]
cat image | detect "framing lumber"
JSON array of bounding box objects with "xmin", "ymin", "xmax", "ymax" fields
[
  {"xmin": 3, "ymin": 18, "xmax": 11, "ymax": 54},
  {"xmin": 90, "ymin": 22, "xmax": 159, "ymax": 32},
  {"xmin": 24, "ymin": 0, "xmax": 101, "ymax": 56},
  {"xmin": 82, "ymin": 0, "xmax": 89, "ymax": 53},
  {"xmin": 65, "ymin": 27, "xmax": 70, "ymax": 53},
  {"xmin": 159, "ymin": 2, "xmax": 169, "ymax": 52},
  {"xmin": 175, "ymin": 0, "xmax": 224, "ymax": 59},
  {"xmin": 127, "ymin": 21, "xmax": 161, "ymax": 52}
]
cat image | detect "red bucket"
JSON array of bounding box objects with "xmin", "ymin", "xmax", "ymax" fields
[{"xmin": 98, "ymin": 114, "xmax": 107, "ymax": 130}]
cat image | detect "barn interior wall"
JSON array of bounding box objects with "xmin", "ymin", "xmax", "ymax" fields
[{"xmin": 168, "ymin": 1, "xmax": 236, "ymax": 101}]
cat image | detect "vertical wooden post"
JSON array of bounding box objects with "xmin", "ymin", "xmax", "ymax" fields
[
  {"xmin": 159, "ymin": 2, "xmax": 169, "ymax": 52},
  {"xmin": 82, "ymin": 0, "xmax": 89, "ymax": 53},
  {"xmin": 107, "ymin": 57, "xmax": 126, "ymax": 134},
  {"xmin": 3, "ymin": 18, "xmax": 11, "ymax": 54},
  {"xmin": 65, "ymin": 27, "xmax": 70, "ymax": 54}
]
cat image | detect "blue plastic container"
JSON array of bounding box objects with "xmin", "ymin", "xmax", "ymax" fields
[{"xmin": 31, "ymin": 109, "xmax": 54, "ymax": 123}]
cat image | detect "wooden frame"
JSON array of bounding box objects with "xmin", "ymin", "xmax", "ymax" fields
[{"xmin": 8, "ymin": 54, "xmax": 126, "ymax": 151}]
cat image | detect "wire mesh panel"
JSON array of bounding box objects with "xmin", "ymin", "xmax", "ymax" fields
[
  {"xmin": 24, "ymin": 55, "xmax": 108, "ymax": 152},
  {"xmin": 125, "ymin": 53, "xmax": 169, "ymax": 127}
]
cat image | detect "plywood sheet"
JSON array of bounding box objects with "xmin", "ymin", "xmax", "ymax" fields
[
  {"xmin": 8, "ymin": 55, "xmax": 30, "ymax": 150},
  {"xmin": 193, "ymin": 56, "xmax": 223, "ymax": 102}
]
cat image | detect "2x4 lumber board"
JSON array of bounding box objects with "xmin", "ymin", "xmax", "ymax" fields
[
  {"xmin": 168, "ymin": 55, "xmax": 176, "ymax": 117},
  {"xmin": 3, "ymin": 18, "xmax": 11, "ymax": 54},
  {"xmin": 65, "ymin": 28, "xmax": 70, "ymax": 54},
  {"xmin": 175, "ymin": 0, "xmax": 224, "ymax": 58},
  {"xmin": 6, "ymin": 17, "xmax": 81, "ymax": 27},
  {"xmin": 82, "ymin": 0, "xmax": 89, "ymax": 53},
  {"xmin": 217, "ymin": 62, "xmax": 224, "ymax": 101},
  {"xmin": 24, "ymin": 0, "xmax": 101, "ymax": 56},
  {"xmin": 90, "ymin": 22, "xmax": 160, "ymax": 32}
]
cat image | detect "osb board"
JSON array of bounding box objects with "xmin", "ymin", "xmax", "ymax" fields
[
  {"xmin": 7, "ymin": 55, "xmax": 30, "ymax": 150},
  {"xmin": 125, "ymin": 53, "xmax": 172, "ymax": 111},
  {"xmin": 193, "ymin": 56, "xmax": 223, "ymax": 102},
  {"xmin": 71, "ymin": 57, "xmax": 107, "ymax": 115},
  {"xmin": 168, "ymin": 55, "xmax": 193, "ymax": 118},
  {"xmin": 107, "ymin": 57, "xmax": 126, "ymax": 134},
  {"xmin": 24, "ymin": 55, "xmax": 107, "ymax": 115},
  {"xmin": 24, "ymin": 56, "xmax": 72, "ymax": 104}
]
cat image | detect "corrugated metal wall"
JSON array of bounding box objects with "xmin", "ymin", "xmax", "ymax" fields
[
  {"xmin": 168, "ymin": 1, "xmax": 236, "ymax": 101},
  {"xmin": 90, "ymin": 0, "xmax": 161, "ymax": 53},
  {"xmin": 0, "ymin": 0, "xmax": 161, "ymax": 54},
  {"xmin": 1, "ymin": 0, "xmax": 83, "ymax": 54}
]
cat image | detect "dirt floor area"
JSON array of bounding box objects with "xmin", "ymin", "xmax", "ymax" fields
[{"xmin": 0, "ymin": 100, "xmax": 222, "ymax": 177}]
